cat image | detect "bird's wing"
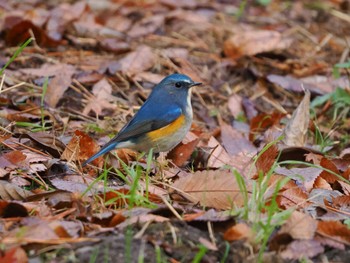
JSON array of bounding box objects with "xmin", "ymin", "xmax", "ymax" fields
[
  {"xmin": 115, "ymin": 102, "xmax": 182, "ymax": 142},
  {"xmin": 83, "ymin": 103, "xmax": 182, "ymax": 166}
]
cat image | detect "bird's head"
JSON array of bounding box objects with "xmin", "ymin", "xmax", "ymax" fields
[{"xmin": 152, "ymin": 74, "xmax": 202, "ymax": 106}]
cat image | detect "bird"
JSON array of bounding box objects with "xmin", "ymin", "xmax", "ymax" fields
[{"xmin": 83, "ymin": 73, "xmax": 202, "ymax": 166}]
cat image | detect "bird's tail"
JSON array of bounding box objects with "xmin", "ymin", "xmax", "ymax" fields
[{"xmin": 82, "ymin": 140, "xmax": 118, "ymax": 166}]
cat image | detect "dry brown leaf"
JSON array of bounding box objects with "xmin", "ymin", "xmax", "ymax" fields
[
  {"xmin": 305, "ymin": 152, "xmax": 323, "ymax": 165},
  {"xmin": 330, "ymin": 195, "xmax": 350, "ymax": 211},
  {"xmin": 256, "ymin": 144, "xmax": 279, "ymax": 175},
  {"xmin": 280, "ymin": 240, "xmax": 324, "ymax": 260},
  {"xmin": 108, "ymin": 45, "xmax": 157, "ymax": 75},
  {"xmin": 47, "ymin": 1, "xmax": 87, "ymax": 40},
  {"xmin": 24, "ymin": 132, "xmax": 66, "ymax": 157},
  {"xmin": 117, "ymin": 214, "xmax": 169, "ymax": 230},
  {"xmin": 0, "ymin": 150, "xmax": 27, "ymax": 169},
  {"xmin": 171, "ymin": 170, "xmax": 248, "ymax": 210},
  {"xmin": 282, "ymin": 90, "xmax": 310, "ymax": 147},
  {"xmin": 317, "ymin": 221, "xmax": 350, "ymax": 245},
  {"xmin": 314, "ymin": 176, "xmax": 332, "ymax": 190},
  {"xmin": 277, "ymin": 187, "xmax": 309, "ymax": 209},
  {"xmin": 315, "ymin": 235, "xmax": 345, "ymax": 250},
  {"xmin": 128, "ymin": 14, "xmax": 165, "ymax": 38},
  {"xmin": 167, "ymin": 138, "xmax": 199, "ymax": 167},
  {"xmin": 109, "ymin": 212, "xmax": 126, "ymax": 227},
  {"xmin": 224, "ymin": 223, "xmax": 253, "ymax": 241},
  {"xmin": 336, "ymin": 180, "xmax": 350, "ymax": 195},
  {"xmin": 221, "ymin": 124, "xmax": 257, "ymax": 156},
  {"xmin": 267, "ymin": 74, "xmax": 344, "ymax": 95},
  {"xmin": 279, "ymin": 210, "xmax": 317, "ymax": 240},
  {"xmin": 2, "ymin": 217, "xmax": 96, "ymax": 245},
  {"xmin": 224, "ymin": 30, "xmax": 292, "ymax": 60},
  {"xmin": 207, "ymin": 136, "xmax": 231, "ymax": 168},
  {"xmin": 22, "ymin": 63, "xmax": 76, "ymax": 107},
  {"xmin": 161, "ymin": 47, "xmax": 189, "ymax": 59},
  {"xmin": 61, "ymin": 130, "xmax": 101, "ymax": 166},
  {"xmin": 307, "ymin": 189, "xmax": 349, "ymax": 221},
  {"xmin": 134, "ymin": 72, "xmax": 164, "ymax": 84},
  {"xmin": 275, "ymin": 166, "xmax": 322, "ymax": 192},
  {"xmin": 227, "ymin": 94, "xmax": 243, "ymax": 118},
  {"xmin": 0, "ymin": 246, "xmax": 28, "ymax": 263},
  {"xmin": 83, "ymin": 77, "xmax": 116, "ymax": 116},
  {"xmin": 319, "ymin": 158, "xmax": 341, "ymax": 184},
  {"xmin": 249, "ymin": 112, "xmax": 285, "ymax": 142},
  {"xmin": 0, "ymin": 181, "xmax": 33, "ymax": 200}
]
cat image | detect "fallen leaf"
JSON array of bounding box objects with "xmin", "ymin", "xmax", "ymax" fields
[
  {"xmin": 319, "ymin": 158, "xmax": 341, "ymax": 184},
  {"xmin": 249, "ymin": 112, "xmax": 285, "ymax": 142},
  {"xmin": 206, "ymin": 136, "xmax": 232, "ymax": 168},
  {"xmin": 335, "ymin": 180, "xmax": 350, "ymax": 195},
  {"xmin": 280, "ymin": 240, "xmax": 324, "ymax": 260},
  {"xmin": 0, "ymin": 246, "xmax": 28, "ymax": 263},
  {"xmin": 61, "ymin": 130, "xmax": 101, "ymax": 166},
  {"xmin": 0, "ymin": 150, "xmax": 27, "ymax": 168},
  {"xmin": 277, "ymin": 187, "xmax": 308, "ymax": 209},
  {"xmin": 117, "ymin": 214, "xmax": 169, "ymax": 230},
  {"xmin": 134, "ymin": 72, "xmax": 165, "ymax": 84},
  {"xmin": 314, "ymin": 176, "xmax": 332, "ymax": 190},
  {"xmin": 275, "ymin": 166, "xmax": 322, "ymax": 192},
  {"xmin": 0, "ymin": 181, "xmax": 33, "ymax": 200},
  {"xmin": 224, "ymin": 223, "xmax": 253, "ymax": 241},
  {"xmin": 167, "ymin": 137, "xmax": 200, "ymax": 167},
  {"xmin": 267, "ymin": 74, "xmax": 347, "ymax": 95},
  {"xmin": 224, "ymin": 30, "xmax": 292, "ymax": 60},
  {"xmin": 331, "ymin": 195, "xmax": 350, "ymax": 211},
  {"xmin": 317, "ymin": 221, "xmax": 350, "ymax": 245},
  {"xmin": 282, "ymin": 90, "xmax": 310, "ymax": 147},
  {"xmin": 46, "ymin": 1, "xmax": 87, "ymax": 40},
  {"xmin": 23, "ymin": 132, "xmax": 66, "ymax": 158},
  {"xmin": 228, "ymin": 94, "xmax": 243, "ymax": 118},
  {"xmin": 128, "ymin": 14, "xmax": 165, "ymax": 38},
  {"xmin": 171, "ymin": 170, "xmax": 248, "ymax": 210},
  {"xmin": 279, "ymin": 210, "xmax": 317, "ymax": 240},
  {"xmin": 99, "ymin": 38, "xmax": 130, "ymax": 54},
  {"xmin": 256, "ymin": 144, "xmax": 279, "ymax": 174},
  {"xmin": 307, "ymin": 189, "xmax": 349, "ymax": 221},
  {"xmin": 108, "ymin": 45, "xmax": 157, "ymax": 75},
  {"xmin": 4, "ymin": 19, "xmax": 60, "ymax": 47},
  {"xmin": 83, "ymin": 77, "xmax": 116, "ymax": 116},
  {"xmin": 221, "ymin": 124, "xmax": 257, "ymax": 156},
  {"xmin": 21, "ymin": 63, "xmax": 76, "ymax": 108}
]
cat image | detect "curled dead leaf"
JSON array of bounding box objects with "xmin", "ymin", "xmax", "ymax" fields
[{"xmin": 282, "ymin": 90, "xmax": 310, "ymax": 147}]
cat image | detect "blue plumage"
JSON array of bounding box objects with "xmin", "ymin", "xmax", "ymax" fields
[{"xmin": 83, "ymin": 74, "xmax": 201, "ymax": 166}]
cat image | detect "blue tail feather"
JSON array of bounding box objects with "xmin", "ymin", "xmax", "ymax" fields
[{"xmin": 82, "ymin": 141, "xmax": 118, "ymax": 166}]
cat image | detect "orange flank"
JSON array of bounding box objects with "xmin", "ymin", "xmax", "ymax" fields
[{"xmin": 147, "ymin": 114, "xmax": 186, "ymax": 141}]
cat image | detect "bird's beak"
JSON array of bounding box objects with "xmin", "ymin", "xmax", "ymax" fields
[{"xmin": 189, "ymin": 82, "xmax": 202, "ymax": 87}]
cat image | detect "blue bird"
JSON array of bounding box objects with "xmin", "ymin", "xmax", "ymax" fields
[{"xmin": 83, "ymin": 74, "xmax": 202, "ymax": 166}]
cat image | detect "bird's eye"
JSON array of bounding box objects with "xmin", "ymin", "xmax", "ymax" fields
[{"xmin": 175, "ymin": 82, "xmax": 182, "ymax": 88}]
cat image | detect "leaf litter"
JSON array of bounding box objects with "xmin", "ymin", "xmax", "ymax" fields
[{"xmin": 1, "ymin": 0, "xmax": 350, "ymax": 262}]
